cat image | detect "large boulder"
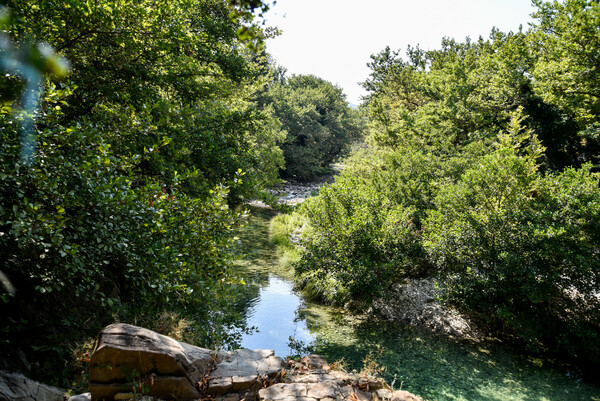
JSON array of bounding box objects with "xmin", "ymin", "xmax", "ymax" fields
[
  {"xmin": 371, "ymin": 278, "xmax": 477, "ymax": 338},
  {"xmin": 89, "ymin": 323, "xmax": 220, "ymax": 401},
  {"xmin": 0, "ymin": 370, "xmax": 64, "ymax": 401}
]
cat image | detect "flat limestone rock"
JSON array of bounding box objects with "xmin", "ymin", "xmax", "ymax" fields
[
  {"xmin": 258, "ymin": 383, "xmax": 309, "ymax": 400},
  {"xmin": 232, "ymin": 375, "xmax": 257, "ymax": 391},
  {"xmin": 306, "ymin": 382, "xmax": 338, "ymax": 399},
  {"xmin": 68, "ymin": 393, "xmax": 91, "ymax": 401},
  {"xmin": 290, "ymin": 373, "xmax": 340, "ymax": 384},
  {"xmin": 391, "ymin": 390, "xmax": 423, "ymax": 401},
  {"xmin": 208, "ymin": 349, "xmax": 285, "ymax": 395},
  {"xmin": 300, "ymin": 355, "xmax": 329, "ymax": 371},
  {"xmin": 275, "ymin": 355, "xmax": 423, "ymax": 401},
  {"xmin": 89, "ymin": 323, "xmax": 218, "ymax": 401},
  {"xmin": 207, "ymin": 377, "xmax": 233, "ymax": 395},
  {"xmin": 0, "ymin": 370, "xmax": 64, "ymax": 401},
  {"xmin": 212, "ymin": 349, "xmax": 284, "ymax": 378},
  {"xmin": 258, "ymin": 381, "xmax": 348, "ymax": 401}
]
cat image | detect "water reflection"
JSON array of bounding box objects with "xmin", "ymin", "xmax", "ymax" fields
[
  {"xmin": 240, "ymin": 275, "xmax": 314, "ymax": 357},
  {"xmin": 232, "ymin": 206, "xmax": 316, "ymax": 357}
]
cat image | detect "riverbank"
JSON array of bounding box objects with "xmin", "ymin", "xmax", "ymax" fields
[
  {"xmin": 263, "ymin": 175, "xmax": 479, "ymax": 341},
  {"xmin": 256, "ymin": 177, "xmax": 600, "ymax": 400}
]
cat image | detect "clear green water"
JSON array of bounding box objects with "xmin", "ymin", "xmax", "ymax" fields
[{"xmin": 232, "ymin": 206, "xmax": 600, "ymax": 401}]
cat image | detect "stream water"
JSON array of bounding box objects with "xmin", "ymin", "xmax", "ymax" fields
[
  {"xmin": 240, "ymin": 274, "xmax": 314, "ymax": 357},
  {"xmin": 231, "ymin": 206, "xmax": 600, "ymax": 401},
  {"xmin": 231, "ymin": 206, "xmax": 317, "ymax": 358}
]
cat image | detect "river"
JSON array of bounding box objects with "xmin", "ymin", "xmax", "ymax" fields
[{"xmin": 231, "ymin": 205, "xmax": 600, "ymax": 401}]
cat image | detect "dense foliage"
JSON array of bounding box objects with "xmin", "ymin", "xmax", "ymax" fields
[
  {"xmin": 2, "ymin": 0, "xmax": 600, "ymax": 387},
  {"xmin": 295, "ymin": 0, "xmax": 600, "ymax": 366},
  {"xmin": 424, "ymin": 121, "xmax": 600, "ymax": 361},
  {"xmin": 4, "ymin": 0, "xmax": 285, "ymax": 200},
  {"xmin": 258, "ymin": 73, "xmax": 364, "ymax": 181},
  {"xmin": 296, "ymin": 147, "xmax": 436, "ymax": 304},
  {"xmin": 0, "ymin": 0, "xmax": 283, "ymax": 386}
]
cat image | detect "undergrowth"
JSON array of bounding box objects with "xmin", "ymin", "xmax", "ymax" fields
[{"xmin": 269, "ymin": 211, "xmax": 305, "ymax": 269}]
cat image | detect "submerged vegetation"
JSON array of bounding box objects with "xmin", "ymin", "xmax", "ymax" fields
[{"xmin": 302, "ymin": 307, "xmax": 600, "ymax": 401}]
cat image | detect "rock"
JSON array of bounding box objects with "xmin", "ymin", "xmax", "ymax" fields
[
  {"xmin": 89, "ymin": 323, "xmax": 219, "ymax": 401},
  {"xmin": 351, "ymin": 388, "xmax": 372, "ymax": 401},
  {"xmin": 374, "ymin": 388, "xmax": 393, "ymax": 400},
  {"xmin": 291, "ymin": 373, "xmax": 339, "ymax": 384},
  {"xmin": 86, "ymin": 324, "xmax": 423, "ymax": 401},
  {"xmin": 368, "ymin": 377, "xmax": 390, "ymax": 391},
  {"xmin": 306, "ymin": 382, "xmax": 337, "ymax": 399},
  {"xmin": 90, "ymin": 376, "xmax": 199, "ymax": 401},
  {"xmin": 258, "ymin": 383, "xmax": 309, "ymax": 400},
  {"xmin": 232, "ymin": 375, "xmax": 257, "ymax": 391},
  {"xmin": 207, "ymin": 377, "xmax": 233, "ymax": 395},
  {"xmin": 0, "ymin": 370, "xmax": 64, "ymax": 401},
  {"xmin": 208, "ymin": 349, "xmax": 285, "ymax": 396},
  {"xmin": 68, "ymin": 393, "xmax": 91, "ymax": 401},
  {"xmin": 278, "ymin": 354, "xmax": 423, "ymax": 401},
  {"xmin": 371, "ymin": 278, "xmax": 477, "ymax": 338},
  {"xmin": 300, "ymin": 355, "xmax": 329, "ymax": 371},
  {"xmin": 251, "ymin": 173, "xmax": 337, "ymax": 207},
  {"xmin": 338, "ymin": 385, "xmax": 355, "ymax": 399}
]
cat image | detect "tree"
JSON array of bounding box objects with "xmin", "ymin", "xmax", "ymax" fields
[
  {"xmin": 4, "ymin": 0, "xmax": 284, "ymax": 201},
  {"xmin": 363, "ymin": 27, "xmax": 590, "ymax": 171},
  {"xmin": 425, "ymin": 117, "xmax": 600, "ymax": 361},
  {"xmin": 0, "ymin": 0, "xmax": 281, "ymax": 386},
  {"xmin": 259, "ymin": 74, "xmax": 364, "ymax": 181},
  {"xmin": 531, "ymin": 0, "xmax": 600, "ymax": 167}
]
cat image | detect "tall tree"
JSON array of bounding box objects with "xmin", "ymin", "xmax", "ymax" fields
[{"xmin": 4, "ymin": 0, "xmax": 284, "ymax": 199}]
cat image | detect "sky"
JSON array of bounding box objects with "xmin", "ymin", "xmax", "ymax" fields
[{"xmin": 263, "ymin": 0, "xmax": 537, "ymax": 105}]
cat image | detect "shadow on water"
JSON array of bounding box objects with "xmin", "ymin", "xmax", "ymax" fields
[{"xmin": 230, "ymin": 206, "xmax": 600, "ymax": 401}]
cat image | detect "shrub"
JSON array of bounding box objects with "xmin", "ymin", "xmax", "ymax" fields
[
  {"xmin": 295, "ymin": 148, "xmax": 436, "ymax": 305},
  {"xmin": 424, "ymin": 133, "xmax": 600, "ymax": 361},
  {"xmin": 0, "ymin": 87, "xmax": 244, "ymax": 384}
]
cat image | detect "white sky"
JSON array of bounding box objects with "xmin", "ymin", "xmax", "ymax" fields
[{"xmin": 263, "ymin": 0, "xmax": 537, "ymax": 105}]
